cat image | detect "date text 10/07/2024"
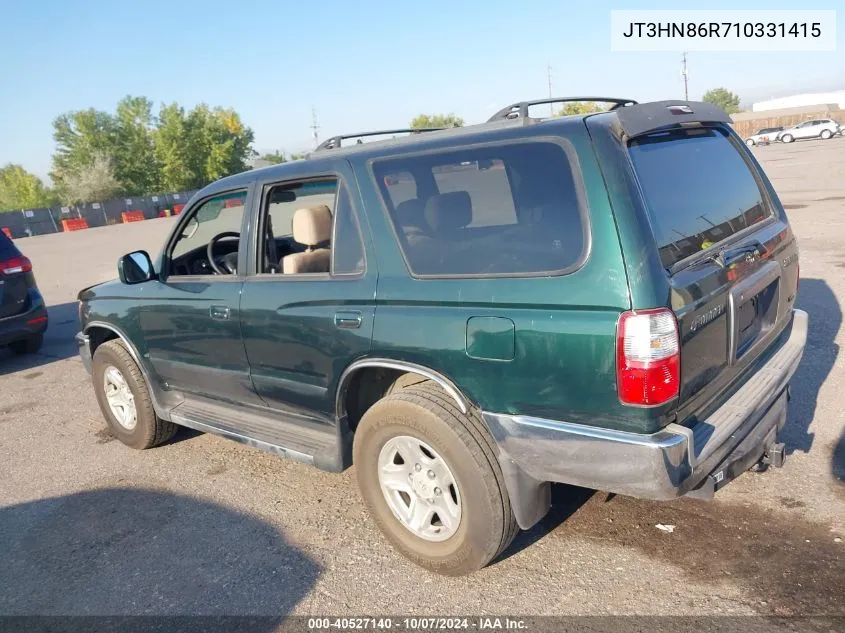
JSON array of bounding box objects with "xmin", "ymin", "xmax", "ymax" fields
[{"xmin": 307, "ymin": 617, "xmax": 528, "ymax": 631}]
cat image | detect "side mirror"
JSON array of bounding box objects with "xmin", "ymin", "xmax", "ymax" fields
[{"xmin": 118, "ymin": 250, "xmax": 156, "ymax": 285}]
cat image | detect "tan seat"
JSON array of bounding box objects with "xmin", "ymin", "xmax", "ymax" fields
[
  {"xmin": 423, "ymin": 191, "xmax": 473, "ymax": 236},
  {"xmin": 282, "ymin": 205, "xmax": 333, "ymax": 274}
]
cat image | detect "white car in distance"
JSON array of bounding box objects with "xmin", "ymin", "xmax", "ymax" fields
[
  {"xmin": 778, "ymin": 119, "xmax": 841, "ymax": 143},
  {"xmin": 745, "ymin": 127, "xmax": 783, "ymax": 146}
]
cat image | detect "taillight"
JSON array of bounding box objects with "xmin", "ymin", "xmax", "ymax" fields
[
  {"xmin": 617, "ymin": 308, "xmax": 680, "ymax": 406},
  {"xmin": 0, "ymin": 256, "xmax": 32, "ymax": 275}
]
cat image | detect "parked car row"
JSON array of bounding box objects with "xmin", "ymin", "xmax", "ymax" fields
[{"xmin": 745, "ymin": 118, "xmax": 842, "ymax": 146}]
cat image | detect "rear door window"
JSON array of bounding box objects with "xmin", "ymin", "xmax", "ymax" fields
[
  {"xmin": 628, "ymin": 127, "xmax": 772, "ymax": 269},
  {"xmin": 0, "ymin": 232, "xmax": 19, "ymax": 259},
  {"xmin": 373, "ymin": 140, "xmax": 587, "ymax": 277}
]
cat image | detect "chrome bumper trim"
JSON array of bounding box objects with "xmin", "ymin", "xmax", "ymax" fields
[{"xmin": 483, "ymin": 309, "xmax": 807, "ymax": 501}]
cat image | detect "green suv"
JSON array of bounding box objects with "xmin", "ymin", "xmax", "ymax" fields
[{"xmin": 76, "ymin": 98, "xmax": 806, "ymax": 575}]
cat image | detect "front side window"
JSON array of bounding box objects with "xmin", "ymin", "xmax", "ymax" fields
[
  {"xmin": 628, "ymin": 127, "xmax": 772, "ymax": 268},
  {"xmin": 258, "ymin": 178, "xmax": 365, "ymax": 276},
  {"xmin": 169, "ymin": 190, "xmax": 247, "ymax": 276},
  {"xmin": 373, "ymin": 141, "xmax": 587, "ymax": 277}
]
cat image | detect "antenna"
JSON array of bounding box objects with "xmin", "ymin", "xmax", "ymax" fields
[
  {"xmin": 547, "ymin": 64, "xmax": 553, "ymax": 117},
  {"xmin": 681, "ymin": 52, "xmax": 689, "ymax": 101},
  {"xmin": 310, "ymin": 107, "xmax": 320, "ymax": 147}
]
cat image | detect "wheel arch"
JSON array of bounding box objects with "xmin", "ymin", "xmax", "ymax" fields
[
  {"xmin": 336, "ymin": 358, "xmax": 471, "ymax": 424},
  {"xmin": 84, "ymin": 321, "xmax": 169, "ymax": 418}
]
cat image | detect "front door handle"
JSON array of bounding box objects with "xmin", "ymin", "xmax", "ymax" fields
[
  {"xmin": 334, "ymin": 311, "xmax": 362, "ymax": 329},
  {"xmin": 209, "ymin": 305, "xmax": 231, "ymax": 321}
]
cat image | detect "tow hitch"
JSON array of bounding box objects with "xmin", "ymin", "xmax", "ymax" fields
[{"xmin": 761, "ymin": 441, "xmax": 786, "ymax": 468}]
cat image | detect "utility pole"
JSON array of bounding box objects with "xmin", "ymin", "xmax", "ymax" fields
[
  {"xmin": 681, "ymin": 52, "xmax": 689, "ymax": 101},
  {"xmin": 310, "ymin": 107, "xmax": 320, "ymax": 147},
  {"xmin": 547, "ymin": 64, "xmax": 554, "ymax": 117}
]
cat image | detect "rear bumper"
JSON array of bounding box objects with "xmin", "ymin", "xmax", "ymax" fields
[
  {"xmin": 0, "ymin": 298, "xmax": 48, "ymax": 347},
  {"xmin": 76, "ymin": 332, "xmax": 92, "ymax": 374},
  {"xmin": 483, "ymin": 309, "xmax": 807, "ymax": 528}
]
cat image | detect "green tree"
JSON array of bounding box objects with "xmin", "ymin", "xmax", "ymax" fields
[
  {"xmin": 260, "ymin": 150, "xmax": 287, "ymax": 165},
  {"xmin": 50, "ymin": 108, "xmax": 116, "ymax": 199},
  {"xmin": 50, "ymin": 97, "xmax": 256, "ymax": 199},
  {"xmin": 154, "ymin": 103, "xmax": 193, "ymax": 191},
  {"xmin": 113, "ymin": 96, "xmax": 160, "ymax": 195},
  {"xmin": 0, "ymin": 164, "xmax": 58, "ymax": 212},
  {"xmin": 410, "ymin": 113, "xmax": 464, "ymax": 129},
  {"xmin": 183, "ymin": 105, "xmax": 255, "ymax": 189},
  {"xmin": 702, "ymin": 88, "xmax": 741, "ymax": 114},
  {"xmin": 60, "ymin": 152, "xmax": 122, "ymax": 204},
  {"xmin": 555, "ymin": 101, "xmax": 605, "ymax": 116}
]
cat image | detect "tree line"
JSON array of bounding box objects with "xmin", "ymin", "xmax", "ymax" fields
[{"xmin": 2, "ymin": 95, "xmax": 254, "ymax": 212}]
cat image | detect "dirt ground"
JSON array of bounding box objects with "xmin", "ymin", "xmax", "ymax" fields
[{"xmin": 0, "ymin": 136, "xmax": 843, "ymax": 620}]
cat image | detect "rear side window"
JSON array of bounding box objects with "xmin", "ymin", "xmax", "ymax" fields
[
  {"xmin": 628, "ymin": 127, "xmax": 772, "ymax": 268},
  {"xmin": 0, "ymin": 232, "xmax": 20, "ymax": 258},
  {"xmin": 373, "ymin": 141, "xmax": 587, "ymax": 277}
]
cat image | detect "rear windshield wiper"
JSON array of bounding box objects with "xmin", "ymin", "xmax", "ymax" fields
[{"xmin": 702, "ymin": 241, "xmax": 766, "ymax": 269}]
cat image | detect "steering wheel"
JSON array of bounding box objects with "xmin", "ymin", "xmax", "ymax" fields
[{"xmin": 207, "ymin": 231, "xmax": 240, "ymax": 275}]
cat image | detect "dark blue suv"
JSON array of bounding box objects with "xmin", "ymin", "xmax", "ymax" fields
[{"xmin": 0, "ymin": 231, "xmax": 47, "ymax": 354}]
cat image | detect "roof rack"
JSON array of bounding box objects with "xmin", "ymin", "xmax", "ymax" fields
[
  {"xmin": 487, "ymin": 97, "xmax": 639, "ymax": 122},
  {"xmin": 314, "ymin": 128, "xmax": 446, "ymax": 152}
]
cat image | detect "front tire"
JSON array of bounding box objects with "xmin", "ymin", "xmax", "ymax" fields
[
  {"xmin": 821, "ymin": 129, "xmax": 833, "ymax": 140},
  {"xmin": 745, "ymin": 138, "xmax": 755, "ymax": 146},
  {"xmin": 353, "ymin": 381, "xmax": 518, "ymax": 576},
  {"xmin": 781, "ymin": 133, "xmax": 794, "ymax": 143},
  {"xmin": 9, "ymin": 334, "xmax": 43, "ymax": 355},
  {"xmin": 92, "ymin": 339, "xmax": 176, "ymax": 449}
]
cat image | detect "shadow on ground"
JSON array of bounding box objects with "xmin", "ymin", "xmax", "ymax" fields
[
  {"xmin": 834, "ymin": 428, "xmax": 845, "ymax": 490},
  {"xmin": 499, "ymin": 483, "xmax": 845, "ymax": 616},
  {"xmin": 785, "ymin": 279, "xmax": 841, "ymax": 455},
  {"xmin": 0, "ymin": 488, "xmax": 320, "ymax": 615},
  {"xmin": 547, "ymin": 491, "xmax": 845, "ymax": 616},
  {"xmin": 0, "ymin": 302, "xmax": 80, "ymax": 374}
]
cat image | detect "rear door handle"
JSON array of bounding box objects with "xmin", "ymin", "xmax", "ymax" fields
[
  {"xmin": 209, "ymin": 305, "xmax": 231, "ymax": 321},
  {"xmin": 334, "ymin": 311, "xmax": 362, "ymax": 329}
]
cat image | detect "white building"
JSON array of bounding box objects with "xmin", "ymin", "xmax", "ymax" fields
[{"xmin": 752, "ymin": 90, "xmax": 845, "ymax": 112}]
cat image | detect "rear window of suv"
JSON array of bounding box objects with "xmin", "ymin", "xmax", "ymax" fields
[
  {"xmin": 628, "ymin": 127, "xmax": 772, "ymax": 269},
  {"xmin": 373, "ymin": 140, "xmax": 587, "ymax": 277},
  {"xmin": 0, "ymin": 232, "xmax": 20, "ymax": 258}
]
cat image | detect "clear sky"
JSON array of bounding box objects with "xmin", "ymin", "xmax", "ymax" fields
[{"xmin": 1, "ymin": 0, "xmax": 842, "ymax": 181}]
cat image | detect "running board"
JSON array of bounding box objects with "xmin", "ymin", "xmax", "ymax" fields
[
  {"xmin": 169, "ymin": 398, "xmax": 343, "ymax": 471},
  {"xmin": 170, "ymin": 413, "xmax": 317, "ymax": 465}
]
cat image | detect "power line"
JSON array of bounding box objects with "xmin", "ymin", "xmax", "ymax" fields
[{"xmin": 310, "ymin": 107, "xmax": 320, "ymax": 147}]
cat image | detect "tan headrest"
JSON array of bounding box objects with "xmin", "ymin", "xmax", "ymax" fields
[
  {"xmin": 292, "ymin": 205, "xmax": 332, "ymax": 246},
  {"xmin": 423, "ymin": 191, "xmax": 472, "ymax": 232},
  {"xmin": 394, "ymin": 198, "xmax": 427, "ymax": 230}
]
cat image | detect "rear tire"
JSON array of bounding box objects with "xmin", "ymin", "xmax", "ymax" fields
[
  {"xmin": 92, "ymin": 339, "xmax": 176, "ymax": 449},
  {"xmin": 353, "ymin": 381, "xmax": 518, "ymax": 576},
  {"xmin": 9, "ymin": 334, "xmax": 43, "ymax": 355},
  {"xmin": 821, "ymin": 129, "xmax": 833, "ymax": 140},
  {"xmin": 781, "ymin": 133, "xmax": 794, "ymax": 143}
]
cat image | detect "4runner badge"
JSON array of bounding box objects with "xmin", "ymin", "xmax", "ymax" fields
[{"xmin": 690, "ymin": 304, "xmax": 725, "ymax": 332}]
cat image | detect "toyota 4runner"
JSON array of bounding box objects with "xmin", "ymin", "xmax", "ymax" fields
[{"xmin": 76, "ymin": 98, "xmax": 806, "ymax": 575}]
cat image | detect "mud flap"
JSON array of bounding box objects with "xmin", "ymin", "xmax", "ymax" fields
[{"xmin": 498, "ymin": 453, "xmax": 551, "ymax": 530}]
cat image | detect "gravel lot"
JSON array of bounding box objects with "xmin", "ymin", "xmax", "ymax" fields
[{"xmin": 0, "ymin": 137, "xmax": 843, "ymax": 618}]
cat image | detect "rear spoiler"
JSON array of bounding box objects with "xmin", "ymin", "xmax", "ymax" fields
[{"xmin": 613, "ymin": 100, "xmax": 733, "ymax": 139}]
